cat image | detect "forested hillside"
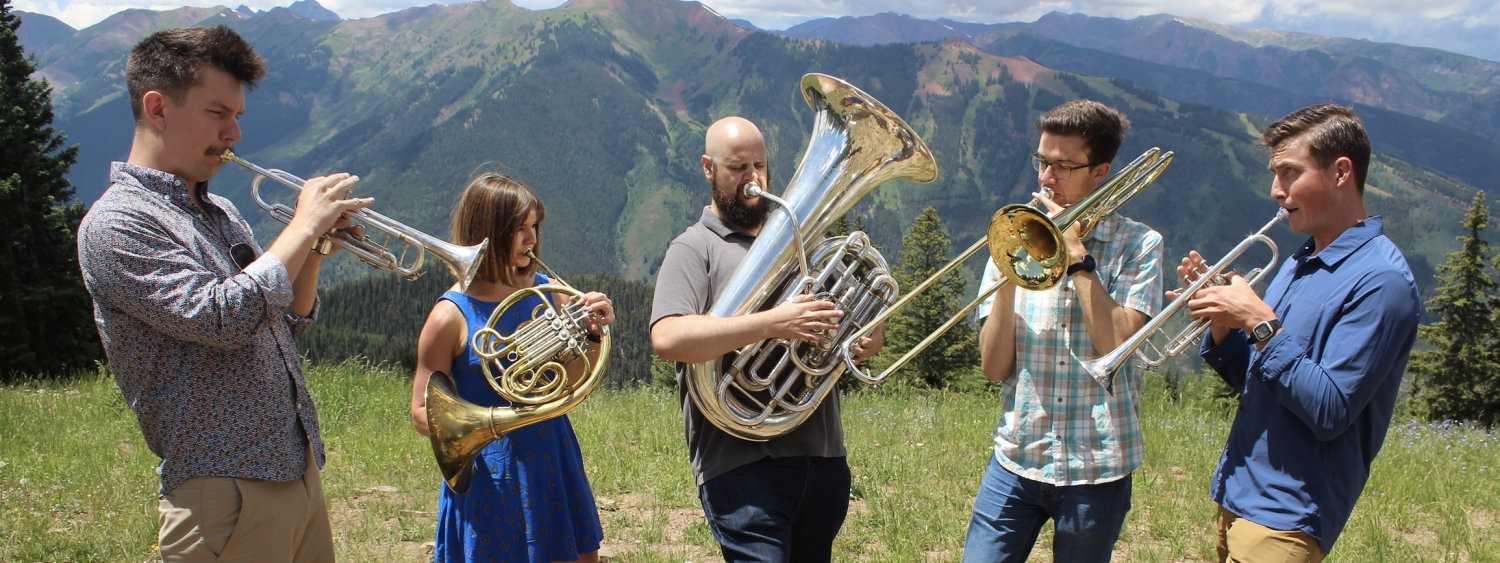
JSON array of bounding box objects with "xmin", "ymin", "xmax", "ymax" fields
[
  {"xmin": 304, "ymin": 269, "xmax": 655, "ymax": 387},
  {"xmin": 20, "ymin": 0, "xmax": 1476, "ymax": 329}
]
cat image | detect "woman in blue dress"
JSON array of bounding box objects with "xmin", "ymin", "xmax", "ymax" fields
[{"xmin": 410, "ymin": 173, "xmax": 611, "ymax": 563}]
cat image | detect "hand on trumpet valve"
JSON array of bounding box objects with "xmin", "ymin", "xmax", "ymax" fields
[
  {"xmin": 1167, "ymin": 250, "xmax": 1236, "ymax": 300},
  {"xmin": 569, "ymin": 292, "xmax": 615, "ymax": 336},
  {"xmin": 1181, "ymin": 268, "xmax": 1276, "ymax": 332},
  {"xmin": 767, "ymin": 293, "xmax": 843, "ymax": 345},
  {"xmin": 293, "ymin": 172, "xmax": 374, "ymax": 241}
]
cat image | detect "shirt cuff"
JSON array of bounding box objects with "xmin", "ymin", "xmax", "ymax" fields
[
  {"xmin": 244, "ymin": 252, "xmax": 294, "ymax": 312},
  {"xmin": 287, "ymin": 295, "xmax": 319, "ymax": 325},
  {"xmin": 1249, "ymin": 330, "xmax": 1292, "ymax": 383},
  {"xmin": 1200, "ymin": 328, "xmax": 1247, "ymax": 368}
]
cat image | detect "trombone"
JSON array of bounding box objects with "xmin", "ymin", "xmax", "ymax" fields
[
  {"xmin": 1080, "ymin": 208, "xmax": 1287, "ymax": 390},
  {"xmin": 219, "ymin": 151, "xmax": 490, "ymax": 291},
  {"xmin": 840, "ymin": 147, "xmax": 1174, "ymax": 389}
]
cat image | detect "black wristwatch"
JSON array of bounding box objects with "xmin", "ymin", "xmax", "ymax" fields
[
  {"xmin": 1246, "ymin": 318, "xmax": 1282, "ymax": 344},
  {"xmin": 585, "ymin": 331, "xmax": 603, "ymax": 344},
  {"xmin": 1066, "ymin": 255, "xmax": 1096, "ymax": 277}
]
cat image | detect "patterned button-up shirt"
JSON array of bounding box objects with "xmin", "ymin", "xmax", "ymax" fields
[
  {"xmin": 78, "ymin": 162, "xmax": 324, "ymax": 495},
  {"xmin": 976, "ymin": 213, "xmax": 1163, "ymax": 486}
]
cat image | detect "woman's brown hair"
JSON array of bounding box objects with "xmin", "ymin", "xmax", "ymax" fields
[{"xmin": 450, "ymin": 173, "xmax": 545, "ymax": 287}]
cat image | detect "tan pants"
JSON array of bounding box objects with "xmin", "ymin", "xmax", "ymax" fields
[
  {"xmin": 1216, "ymin": 506, "xmax": 1326, "ymax": 563},
  {"xmin": 158, "ymin": 446, "xmax": 335, "ymax": 563}
]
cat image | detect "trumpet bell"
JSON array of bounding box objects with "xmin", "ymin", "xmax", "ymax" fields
[{"xmin": 989, "ymin": 204, "xmax": 1066, "ymax": 290}]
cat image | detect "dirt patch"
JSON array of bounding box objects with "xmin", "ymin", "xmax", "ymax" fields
[
  {"xmin": 1470, "ymin": 507, "xmax": 1496, "ymax": 532},
  {"xmin": 1401, "ymin": 526, "xmax": 1439, "ymax": 547},
  {"xmin": 595, "ymin": 492, "xmax": 716, "ymax": 562}
]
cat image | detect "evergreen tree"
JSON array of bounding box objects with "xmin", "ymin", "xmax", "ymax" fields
[
  {"xmin": 1409, "ymin": 192, "xmax": 1500, "ymax": 426},
  {"xmin": 881, "ymin": 207, "xmax": 977, "ymax": 388},
  {"xmin": 825, "ymin": 212, "xmax": 864, "ymax": 238},
  {"xmin": 0, "ymin": 2, "xmax": 98, "ymax": 376}
]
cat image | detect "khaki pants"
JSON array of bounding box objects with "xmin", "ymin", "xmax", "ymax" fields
[
  {"xmin": 158, "ymin": 446, "xmax": 335, "ymax": 563},
  {"xmin": 1216, "ymin": 506, "xmax": 1326, "ymax": 563}
]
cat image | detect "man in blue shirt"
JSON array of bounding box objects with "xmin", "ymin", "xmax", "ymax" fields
[{"xmin": 1177, "ymin": 104, "xmax": 1421, "ymax": 562}]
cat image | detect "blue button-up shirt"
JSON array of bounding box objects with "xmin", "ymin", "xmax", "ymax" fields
[
  {"xmin": 1200, "ymin": 216, "xmax": 1419, "ymax": 553},
  {"xmin": 78, "ymin": 162, "xmax": 325, "ymax": 495}
]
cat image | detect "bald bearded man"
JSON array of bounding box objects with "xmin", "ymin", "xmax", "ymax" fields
[{"xmin": 651, "ymin": 117, "xmax": 883, "ymax": 561}]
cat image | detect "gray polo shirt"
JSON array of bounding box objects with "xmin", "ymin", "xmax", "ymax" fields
[{"xmin": 650, "ymin": 206, "xmax": 846, "ymax": 485}]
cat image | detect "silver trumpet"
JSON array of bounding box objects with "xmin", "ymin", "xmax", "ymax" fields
[
  {"xmin": 220, "ymin": 150, "xmax": 489, "ymax": 291},
  {"xmin": 1081, "ymin": 208, "xmax": 1288, "ymax": 390}
]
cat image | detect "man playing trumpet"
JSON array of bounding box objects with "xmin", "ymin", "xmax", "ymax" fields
[
  {"xmin": 77, "ymin": 26, "xmax": 369, "ymax": 563},
  {"xmin": 965, "ymin": 100, "xmax": 1164, "ymax": 563},
  {"xmin": 1181, "ymin": 105, "xmax": 1421, "ymax": 563}
]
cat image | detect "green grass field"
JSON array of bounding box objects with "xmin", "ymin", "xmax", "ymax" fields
[{"xmin": 1, "ymin": 361, "xmax": 1495, "ymax": 562}]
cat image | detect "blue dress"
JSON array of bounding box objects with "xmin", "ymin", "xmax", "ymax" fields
[{"xmin": 433, "ymin": 276, "xmax": 604, "ymax": 563}]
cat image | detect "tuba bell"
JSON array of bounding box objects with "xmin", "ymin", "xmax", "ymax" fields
[
  {"xmin": 424, "ymin": 250, "xmax": 610, "ymax": 493},
  {"xmin": 683, "ymin": 73, "xmax": 938, "ymax": 441}
]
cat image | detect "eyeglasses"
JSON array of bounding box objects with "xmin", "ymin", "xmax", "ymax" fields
[{"xmin": 1031, "ymin": 155, "xmax": 1093, "ymax": 180}]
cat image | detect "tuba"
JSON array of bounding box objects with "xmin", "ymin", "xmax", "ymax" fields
[
  {"xmin": 424, "ymin": 250, "xmax": 610, "ymax": 493},
  {"xmin": 684, "ymin": 74, "xmax": 938, "ymax": 441}
]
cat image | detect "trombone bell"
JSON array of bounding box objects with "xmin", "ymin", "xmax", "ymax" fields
[{"xmin": 989, "ymin": 205, "xmax": 1065, "ymax": 290}]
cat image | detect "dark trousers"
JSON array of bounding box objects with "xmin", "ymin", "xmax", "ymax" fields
[{"xmin": 697, "ymin": 455, "xmax": 852, "ymax": 563}]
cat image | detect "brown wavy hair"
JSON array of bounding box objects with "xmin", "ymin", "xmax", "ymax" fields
[
  {"xmin": 450, "ymin": 173, "xmax": 544, "ymax": 287},
  {"xmin": 127, "ymin": 25, "xmax": 266, "ymax": 121}
]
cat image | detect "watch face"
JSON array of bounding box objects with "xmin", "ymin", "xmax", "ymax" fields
[{"xmin": 1253, "ymin": 323, "xmax": 1272, "ymax": 341}]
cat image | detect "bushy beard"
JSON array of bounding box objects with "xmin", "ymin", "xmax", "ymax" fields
[{"xmin": 711, "ymin": 175, "xmax": 772, "ymax": 230}]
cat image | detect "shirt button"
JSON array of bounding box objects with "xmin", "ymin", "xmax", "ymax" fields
[
  {"xmin": 1057, "ymin": 397, "xmax": 1063, "ymax": 403},
  {"xmin": 1060, "ymin": 323, "xmax": 1067, "ymax": 329},
  {"xmin": 1059, "ymin": 361, "xmax": 1066, "ymax": 366},
  {"xmin": 295, "ymin": 402, "xmax": 302, "ymax": 410}
]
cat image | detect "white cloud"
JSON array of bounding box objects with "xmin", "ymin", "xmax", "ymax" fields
[{"xmin": 13, "ymin": 0, "xmax": 1500, "ymax": 61}]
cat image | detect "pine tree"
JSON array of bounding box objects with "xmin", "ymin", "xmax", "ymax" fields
[
  {"xmin": 1409, "ymin": 192, "xmax": 1500, "ymax": 426},
  {"xmin": 0, "ymin": 2, "xmax": 98, "ymax": 376},
  {"xmin": 825, "ymin": 212, "xmax": 864, "ymax": 238},
  {"xmin": 881, "ymin": 207, "xmax": 977, "ymax": 388}
]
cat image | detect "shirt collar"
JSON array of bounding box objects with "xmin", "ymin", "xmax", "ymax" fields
[
  {"xmin": 109, "ymin": 162, "xmax": 205, "ymax": 210},
  {"xmin": 699, "ymin": 206, "xmax": 756, "ymax": 240},
  {"xmin": 1292, "ymin": 216, "xmax": 1384, "ymax": 268}
]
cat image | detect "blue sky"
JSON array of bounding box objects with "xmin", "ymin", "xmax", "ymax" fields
[{"xmin": 14, "ymin": 0, "xmax": 1500, "ymax": 63}]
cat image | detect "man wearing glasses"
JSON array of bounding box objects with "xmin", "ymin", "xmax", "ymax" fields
[{"xmin": 963, "ymin": 100, "xmax": 1164, "ymax": 563}]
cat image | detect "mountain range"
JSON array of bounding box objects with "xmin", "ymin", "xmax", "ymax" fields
[{"xmin": 11, "ymin": 0, "xmax": 1487, "ymax": 305}]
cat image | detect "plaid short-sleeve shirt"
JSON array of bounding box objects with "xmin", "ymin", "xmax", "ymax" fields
[{"xmin": 976, "ymin": 213, "xmax": 1163, "ymax": 486}]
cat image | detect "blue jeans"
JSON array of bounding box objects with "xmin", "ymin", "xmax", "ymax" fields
[
  {"xmin": 697, "ymin": 456, "xmax": 851, "ymax": 563},
  {"xmin": 963, "ymin": 455, "xmax": 1132, "ymax": 563}
]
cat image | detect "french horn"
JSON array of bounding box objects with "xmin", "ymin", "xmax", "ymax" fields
[{"xmin": 425, "ymin": 250, "xmax": 610, "ymax": 493}]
